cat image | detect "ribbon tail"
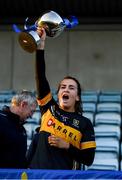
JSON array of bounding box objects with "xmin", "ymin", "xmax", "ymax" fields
[
  {"xmin": 70, "ymin": 16, "xmax": 79, "ymax": 27},
  {"xmin": 12, "ymin": 24, "xmax": 21, "ymax": 33},
  {"xmin": 63, "ymin": 16, "xmax": 79, "ymax": 29}
]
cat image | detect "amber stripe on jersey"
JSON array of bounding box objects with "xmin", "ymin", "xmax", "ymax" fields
[
  {"xmin": 37, "ymin": 92, "xmax": 52, "ymax": 106},
  {"xmin": 81, "ymin": 141, "xmax": 96, "ymax": 150}
]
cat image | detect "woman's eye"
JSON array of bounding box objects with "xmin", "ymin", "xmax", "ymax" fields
[
  {"xmin": 60, "ymin": 86, "xmax": 65, "ymax": 89},
  {"xmin": 70, "ymin": 87, "xmax": 74, "ymax": 90}
]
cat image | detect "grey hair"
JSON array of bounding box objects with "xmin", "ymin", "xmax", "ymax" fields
[{"xmin": 11, "ymin": 90, "xmax": 37, "ymax": 107}]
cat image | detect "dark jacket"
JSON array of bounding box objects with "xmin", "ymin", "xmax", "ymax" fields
[
  {"xmin": 26, "ymin": 127, "xmax": 40, "ymax": 166},
  {"xmin": 0, "ymin": 106, "xmax": 27, "ymax": 168}
]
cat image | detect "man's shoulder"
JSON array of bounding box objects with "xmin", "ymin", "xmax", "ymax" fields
[
  {"xmin": 0, "ymin": 110, "xmax": 7, "ymax": 118},
  {"xmin": 0, "ymin": 110, "xmax": 9, "ymax": 128}
]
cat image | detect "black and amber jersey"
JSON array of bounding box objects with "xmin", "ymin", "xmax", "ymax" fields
[{"xmin": 29, "ymin": 50, "xmax": 96, "ymax": 170}]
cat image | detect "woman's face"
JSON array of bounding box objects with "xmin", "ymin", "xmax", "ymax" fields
[{"xmin": 58, "ymin": 78, "xmax": 79, "ymax": 112}]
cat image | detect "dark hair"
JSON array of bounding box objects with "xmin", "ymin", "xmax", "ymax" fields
[{"xmin": 57, "ymin": 76, "xmax": 83, "ymax": 114}]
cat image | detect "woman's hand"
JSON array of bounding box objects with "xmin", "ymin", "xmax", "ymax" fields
[
  {"xmin": 37, "ymin": 27, "xmax": 46, "ymax": 50},
  {"xmin": 48, "ymin": 134, "xmax": 70, "ymax": 149}
]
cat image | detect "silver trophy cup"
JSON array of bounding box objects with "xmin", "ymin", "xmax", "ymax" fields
[{"xmin": 18, "ymin": 11, "xmax": 66, "ymax": 53}]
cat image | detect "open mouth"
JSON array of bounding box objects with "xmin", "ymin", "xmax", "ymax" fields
[{"xmin": 62, "ymin": 94, "xmax": 69, "ymax": 100}]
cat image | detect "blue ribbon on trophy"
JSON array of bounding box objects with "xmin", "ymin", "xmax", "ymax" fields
[{"xmin": 13, "ymin": 10, "xmax": 78, "ymax": 53}]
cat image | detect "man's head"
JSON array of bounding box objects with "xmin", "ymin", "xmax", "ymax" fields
[{"xmin": 10, "ymin": 90, "xmax": 38, "ymax": 121}]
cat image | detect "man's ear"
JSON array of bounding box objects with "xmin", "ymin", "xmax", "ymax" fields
[{"xmin": 21, "ymin": 101, "xmax": 28, "ymax": 108}]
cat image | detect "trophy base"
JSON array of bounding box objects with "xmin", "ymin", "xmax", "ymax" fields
[{"xmin": 18, "ymin": 32, "xmax": 37, "ymax": 53}]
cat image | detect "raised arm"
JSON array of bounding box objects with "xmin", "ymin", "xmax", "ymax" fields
[{"xmin": 35, "ymin": 28, "xmax": 51, "ymax": 102}]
